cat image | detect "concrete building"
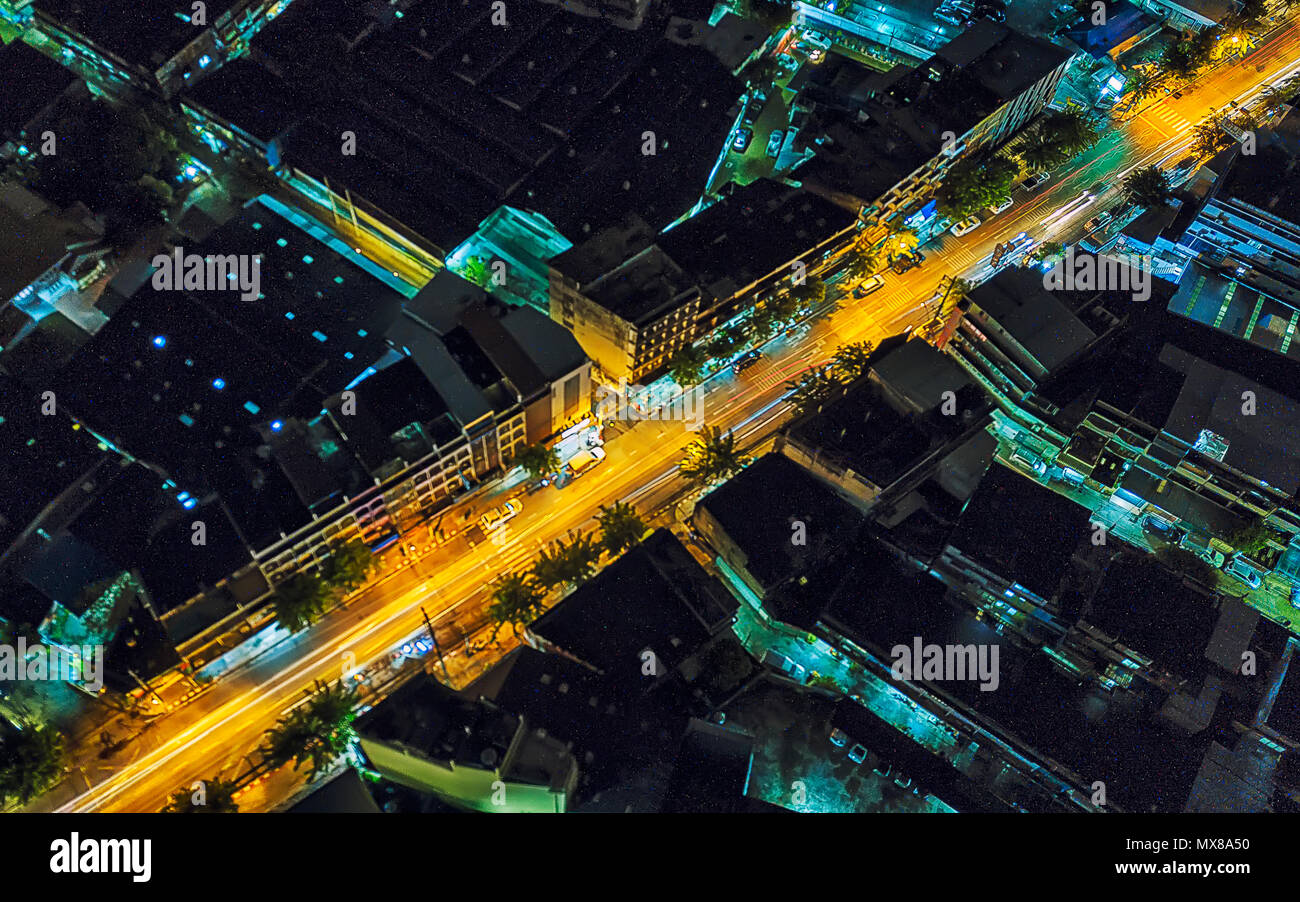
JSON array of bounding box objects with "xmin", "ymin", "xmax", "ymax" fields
[
  {"xmin": 795, "ymin": 20, "xmax": 1073, "ymax": 243},
  {"xmin": 355, "ymin": 673, "xmax": 579, "ymax": 813},
  {"xmin": 0, "ymin": 0, "xmax": 295, "ymax": 97}
]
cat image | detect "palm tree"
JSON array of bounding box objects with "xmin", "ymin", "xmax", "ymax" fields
[
  {"xmin": 1041, "ymin": 110, "xmax": 1100, "ymax": 158},
  {"xmin": 273, "ymin": 571, "xmax": 335, "ymax": 633},
  {"xmin": 830, "ymin": 341, "xmax": 875, "ymax": 383},
  {"xmin": 262, "ymin": 680, "xmax": 358, "ymax": 781},
  {"xmin": 596, "ymin": 501, "xmax": 649, "ymax": 556},
  {"xmin": 487, "ymin": 572, "xmax": 546, "ymax": 638},
  {"xmin": 785, "ymin": 365, "xmax": 841, "ymax": 415},
  {"xmin": 679, "ymin": 426, "xmax": 749, "ymax": 487},
  {"xmin": 320, "ymin": 540, "xmax": 374, "ymax": 595},
  {"xmin": 746, "ymin": 305, "xmax": 780, "ymax": 342},
  {"xmin": 1122, "ymin": 166, "xmax": 1173, "ymax": 208},
  {"xmin": 1157, "ymin": 40, "xmax": 1198, "ymax": 81},
  {"xmin": 162, "ymin": 777, "xmax": 240, "ymax": 813},
  {"xmin": 668, "ymin": 345, "xmax": 708, "ymax": 387},
  {"xmin": 0, "ymin": 725, "xmax": 64, "ymax": 806},
  {"xmin": 841, "ymin": 247, "xmax": 879, "ymax": 283},
  {"xmin": 1019, "ymin": 140, "xmax": 1068, "ymax": 174},
  {"xmin": 511, "ymin": 442, "xmax": 560, "ymax": 481},
  {"xmin": 532, "ymin": 533, "xmax": 602, "ymax": 589}
]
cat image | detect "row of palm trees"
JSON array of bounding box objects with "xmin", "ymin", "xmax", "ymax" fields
[
  {"xmin": 488, "ymin": 500, "xmax": 651, "ymax": 638},
  {"xmin": 785, "ymin": 340, "xmax": 876, "ymax": 415},
  {"xmin": 667, "ymin": 276, "xmax": 831, "ymax": 387},
  {"xmin": 163, "ymin": 677, "xmax": 362, "ymax": 811},
  {"xmin": 940, "ymin": 111, "xmax": 1100, "ymax": 219}
]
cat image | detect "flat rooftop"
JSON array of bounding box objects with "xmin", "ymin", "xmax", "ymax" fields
[
  {"xmin": 184, "ymin": 0, "xmax": 742, "ymax": 249},
  {"xmin": 945, "ymin": 463, "xmax": 1090, "ymax": 601},
  {"xmin": 39, "ymin": 0, "xmax": 240, "ymax": 67}
]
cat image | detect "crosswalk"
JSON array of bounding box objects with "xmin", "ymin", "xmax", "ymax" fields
[{"xmin": 1142, "ymin": 103, "xmax": 1192, "ymax": 138}]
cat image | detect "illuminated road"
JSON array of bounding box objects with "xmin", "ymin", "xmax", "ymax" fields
[{"xmin": 33, "ymin": 20, "xmax": 1300, "ymax": 813}]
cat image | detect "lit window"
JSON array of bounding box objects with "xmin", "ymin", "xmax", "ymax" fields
[
  {"xmin": 244, "ymin": 401, "xmax": 261, "ymax": 414},
  {"xmin": 199, "ymin": 54, "xmax": 211, "ymax": 69},
  {"xmin": 270, "ymin": 420, "xmax": 284, "ymax": 432},
  {"xmin": 277, "ymin": 238, "xmax": 288, "ymax": 247},
  {"xmin": 212, "ymin": 378, "xmax": 226, "ymax": 390},
  {"xmin": 312, "ymin": 331, "xmax": 327, "ymax": 342},
  {"xmin": 285, "ymin": 311, "xmax": 295, "ymax": 319},
  {"xmin": 302, "ymin": 255, "xmax": 314, "ymax": 264},
  {"xmin": 153, "ymin": 335, "xmax": 167, "ymax": 348}
]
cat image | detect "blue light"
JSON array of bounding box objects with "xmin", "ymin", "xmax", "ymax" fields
[
  {"xmin": 177, "ymin": 492, "xmax": 191, "ymax": 502},
  {"xmin": 270, "ymin": 420, "xmax": 283, "ymax": 432},
  {"xmin": 152, "ymin": 335, "xmax": 167, "ymax": 348},
  {"xmin": 183, "ymin": 498, "xmax": 198, "ymax": 510},
  {"xmin": 199, "ymin": 54, "xmax": 211, "ymax": 69},
  {"xmin": 212, "ymin": 378, "xmax": 226, "ymax": 390}
]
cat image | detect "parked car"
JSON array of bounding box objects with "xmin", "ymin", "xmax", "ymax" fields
[
  {"xmin": 567, "ymin": 446, "xmax": 606, "ymax": 478},
  {"xmin": 1021, "ymin": 171, "xmax": 1051, "ymax": 191},
  {"xmin": 1141, "ymin": 514, "xmax": 1186, "ymax": 545},
  {"xmin": 1224, "ymin": 555, "xmax": 1263, "ymax": 590},
  {"xmin": 742, "ymin": 91, "xmax": 767, "ymax": 126},
  {"xmin": 847, "ymin": 743, "xmax": 868, "ymax": 764},
  {"xmin": 1180, "ymin": 532, "xmax": 1226, "ymax": 569},
  {"xmin": 988, "ymin": 196, "xmax": 1013, "ymax": 215},
  {"xmin": 1290, "ymin": 585, "xmax": 1300, "ymax": 608},
  {"xmin": 1009, "ymin": 445, "xmax": 1047, "ymax": 477},
  {"xmin": 853, "ymin": 274, "xmax": 885, "ymax": 297},
  {"xmin": 766, "ymin": 130, "xmax": 785, "ymax": 158},
  {"xmin": 479, "ymin": 499, "xmax": 522, "ymax": 531},
  {"xmin": 761, "ymin": 649, "xmax": 807, "ymax": 680},
  {"xmin": 829, "ymin": 727, "xmax": 850, "ymax": 748},
  {"xmin": 733, "ymin": 350, "xmax": 764, "ymax": 373},
  {"xmin": 731, "ymin": 127, "xmax": 753, "ymax": 153},
  {"xmin": 1054, "ymin": 466, "xmax": 1086, "ymax": 487},
  {"xmin": 951, "ymin": 215, "xmax": 982, "ymax": 237}
]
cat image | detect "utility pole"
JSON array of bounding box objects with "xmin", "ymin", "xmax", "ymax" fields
[{"xmin": 420, "ymin": 606, "xmax": 452, "ymax": 685}]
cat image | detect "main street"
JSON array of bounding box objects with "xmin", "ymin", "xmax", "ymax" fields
[{"xmin": 35, "ymin": 18, "xmax": 1300, "ymax": 813}]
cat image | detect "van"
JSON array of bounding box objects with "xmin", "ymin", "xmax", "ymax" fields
[
  {"xmin": 761, "ymin": 649, "xmax": 807, "ymax": 681},
  {"xmin": 1180, "ymin": 531, "xmax": 1226, "ymax": 568},
  {"xmin": 567, "ymin": 447, "xmax": 606, "ymax": 477}
]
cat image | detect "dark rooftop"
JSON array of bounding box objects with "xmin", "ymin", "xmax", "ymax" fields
[
  {"xmin": 694, "ymin": 454, "xmax": 865, "ymax": 592},
  {"xmin": 184, "ymin": 0, "xmax": 742, "ymax": 249},
  {"xmin": 40, "ymin": 0, "xmax": 239, "ymax": 69},
  {"xmin": 658, "ymin": 180, "xmax": 857, "ymax": 302},
  {"xmin": 526, "ymin": 529, "xmax": 737, "ymax": 687},
  {"xmin": 945, "ymin": 463, "xmax": 1090, "ymax": 602},
  {"xmin": 0, "ymin": 38, "xmax": 77, "ymax": 139}
]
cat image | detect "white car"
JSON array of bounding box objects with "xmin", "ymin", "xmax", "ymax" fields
[
  {"xmin": 853, "ymin": 274, "xmax": 885, "ymax": 297},
  {"xmin": 988, "ymin": 197, "xmax": 1013, "ymax": 215},
  {"xmin": 1223, "ymin": 555, "xmax": 1263, "ymax": 590},
  {"xmin": 950, "ymin": 215, "xmax": 982, "ymax": 237},
  {"xmin": 479, "ymin": 499, "xmax": 522, "ymax": 531}
]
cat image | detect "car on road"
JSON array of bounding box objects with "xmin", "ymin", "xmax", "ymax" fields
[
  {"xmin": 1086, "ymin": 211, "xmax": 1113, "ymax": 232},
  {"xmin": 776, "ymin": 52, "xmax": 800, "ymax": 73},
  {"xmin": 761, "ymin": 649, "xmax": 807, "ymax": 681},
  {"xmin": 829, "ymin": 727, "xmax": 850, "ymax": 747},
  {"xmin": 1141, "ymin": 514, "xmax": 1186, "ymax": 545},
  {"xmin": 479, "ymin": 499, "xmax": 522, "ymax": 531},
  {"xmin": 766, "ymin": 130, "xmax": 785, "ymax": 158},
  {"xmin": 1224, "ymin": 555, "xmax": 1263, "ymax": 590},
  {"xmin": 733, "ymin": 350, "xmax": 764, "ymax": 373},
  {"xmin": 731, "ymin": 127, "xmax": 753, "ymax": 153},
  {"xmin": 847, "ymin": 743, "xmax": 868, "ymax": 764},
  {"xmin": 853, "ymin": 274, "xmax": 885, "ymax": 297},
  {"xmin": 988, "ymin": 197, "xmax": 1013, "ymax": 215},
  {"xmin": 567, "ymin": 446, "xmax": 606, "ymax": 478},
  {"xmin": 1021, "ymin": 171, "xmax": 1051, "ymax": 192},
  {"xmin": 951, "ymin": 215, "xmax": 982, "ymax": 237}
]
